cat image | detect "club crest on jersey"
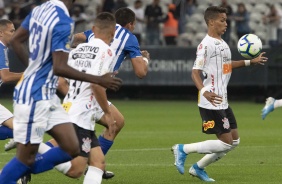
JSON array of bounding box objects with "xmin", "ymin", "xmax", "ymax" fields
[
  {"xmin": 82, "ymin": 137, "xmax": 92, "ymax": 153},
  {"xmin": 203, "ymin": 120, "xmax": 215, "ymax": 131},
  {"xmin": 222, "ymin": 117, "xmax": 230, "ymax": 129}
]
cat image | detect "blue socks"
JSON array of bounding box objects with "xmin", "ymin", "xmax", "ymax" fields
[
  {"xmin": 0, "ymin": 157, "xmax": 30, "ymax": 184},
  {"xmin": 0, "ymin": 126, "xmax": 13, "ymax": 140},
  {"xmin": 98, "ymin": 135, "xmax": 113, "ymax": 155},
  {"xmin": 31, "ymin": 147, "xmax": 72, "ymax": 174}
]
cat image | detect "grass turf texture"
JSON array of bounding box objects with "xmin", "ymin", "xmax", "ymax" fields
[{"xmin": 1, "ymin": 98, "xmax": 282, "ymax": 183}]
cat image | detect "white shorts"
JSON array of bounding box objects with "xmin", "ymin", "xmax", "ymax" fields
[
  {"xmin": 0, "ymin": 104, "xmax": 13, "ymax": 125},
  {"xmin": 13, "ymin": 95, "xmax": 70, "ymax": 144},
  {"xmin": 65, "ymin": 100, "xmax": 111, "ymax": 131}
]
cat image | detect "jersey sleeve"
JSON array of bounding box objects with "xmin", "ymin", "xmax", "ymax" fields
[
  {"xmin": 51, "ymin": 22, "xmax": 73, "ymax": 52},
  {"xmin": 84, "ymin": 29, "xmax": 94, "ymax": 42},
  {"xmin": 0, "ymin": 47, "xmax": 8, "ymax": 70},
  {"xmin": 21, "ymin": 13, "xmax": 31, "ymax": 30},
  {"xmin": 125, "ymin": 34, "xmax": 142, "ymax": 59},
  {"xmin": 193, "ymin": 43, "xmax": 209, "ymax": 70}
]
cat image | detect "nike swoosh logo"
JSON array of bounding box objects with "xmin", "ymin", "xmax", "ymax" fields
[{"xmin": 239, "ymin": 42, "xmax": 247, "ymax": 46}]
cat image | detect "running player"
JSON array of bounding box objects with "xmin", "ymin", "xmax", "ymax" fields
[{"xmin": 0, "ymin": 1, "xmax": 121, "ymax": 183}]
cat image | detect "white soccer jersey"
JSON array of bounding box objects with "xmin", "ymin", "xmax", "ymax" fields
[
  {"xmin": 63, "ymin": 38, "xmax": 115, "ymax": 130},
  {"xmin": 193, "ymin": 34, "xmax": 232, "ymax": 110}
]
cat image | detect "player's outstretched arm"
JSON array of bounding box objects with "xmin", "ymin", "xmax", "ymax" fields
[
  {"xmin": 52, "ymin": 51, "xmax": 122, "ymax": 91},
  {"xmin": 10, "ymin": 26, "xmax": 29, "ymax": 67},
  {"xmin": 231, "ymin": 52, "xmax": 268, "ymax": 69}
]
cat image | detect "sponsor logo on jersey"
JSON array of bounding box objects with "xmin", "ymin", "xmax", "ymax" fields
[
  {"xmin": 222, "ymin": 117, "xmax": 230, "ymax": 129},
  {"xmin": 82, "ymin": 137, "xmax": 92, "ymax": 153},
  {"xmin": 203, "ymin": 120, "xmax": 215, "ymax": 131}
]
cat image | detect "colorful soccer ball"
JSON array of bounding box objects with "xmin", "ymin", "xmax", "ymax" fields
[{"xmin": 237, "ymin": 34, "xmax": 262, "ymax": 59}]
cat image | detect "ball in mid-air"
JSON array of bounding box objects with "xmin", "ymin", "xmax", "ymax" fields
[{"xmin": 237, "ymin": 34, "xmax": 262, "ymax": 59}]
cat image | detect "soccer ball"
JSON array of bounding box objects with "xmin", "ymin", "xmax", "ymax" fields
[{"xmin": 237, "ymin": 34, "xmax": 262, "ymax": 59}]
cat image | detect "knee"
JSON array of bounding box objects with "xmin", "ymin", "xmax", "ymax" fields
[{"xmin": 116, "ymin": 117, "xmax": 125, "ymax": 132}]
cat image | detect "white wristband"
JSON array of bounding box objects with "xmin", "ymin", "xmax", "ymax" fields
[
  {"xmin": 143, "ymin": 57, "xmax": 149, "ymax": 65},
  {"xmin": 244, "ymin": 60, "xmax": 250, "ymax": 66},
  {"xmin": 200, "ymin": 86, "xmax": 209, "ymax": 95}
]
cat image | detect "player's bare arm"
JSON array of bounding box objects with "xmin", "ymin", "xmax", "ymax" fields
[
  {"xmin": 71, "ymin": 32, "xmax": 87, "ymax": 48},
  {"xmin": 52, "ymin": 51, "xmax": 122, "ymax": 91},
  {"xmin": 231, "ymin": 52, "xmax": 268, "ymax": 69},
  {"xmin": 10, "ymin": 26, "xmax": 29, "ymax": 67},
  {"xmin": 131, "ymin": 50, "xmax": 150, "ymax": 78},
  {"xmin": 0, "ymin": 69, "xmax": 22, "ymax": 83},
  {"xmin": 191, "ymin": 69, "xmax": 222, "ymax": 106},
  {"xmin": 91, "ymin": 83, "xmax": 116, "ymax": 137}
]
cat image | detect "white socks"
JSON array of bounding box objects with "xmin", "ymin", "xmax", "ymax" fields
[
  {"xmin": 83, "ymin": 166, "xmax": 103, "ymax": 184},
  {"xmin": 183, "ymin": 140, "xmax": 232, "ymax": 154},
  {"xmin": 196, "ymin": 138, "xmax": 240, "ymax": 168},
  {"xmin": 38, "ymin": 143, "xmax": 72, "ymax": 174},
  {"xmin": 274, "ymin": 99, "xmax": 282, "ymax": 109}
]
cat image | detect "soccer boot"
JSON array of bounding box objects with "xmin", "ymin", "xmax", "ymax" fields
[
  {"xmin": 189, "ymin": 163, "xmax": 215, "ymax": 182},
  {"xmin": 102, "ymin": 170, "xmax": 115, "ymax": 179},
  {"xmin": 171, "ymin": 144, "xmax": 187, "ymax": 174},
  {"xmin": 19, "ymin": 173, "xmax": 31, "ymax": 184},
  {"xmin": 262, "ymin": 97, "xmax": 275, "ymax": 120},
  {"xmin": 4, "ymin": 139, "xmax": 17, "ymax": 151},
  {"xmin": 85, "ymin": 167, "xmax": 115, "ymax": 180}
]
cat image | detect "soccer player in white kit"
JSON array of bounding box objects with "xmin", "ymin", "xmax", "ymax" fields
[
  {"xmin": 62, "ymin": 12, "xmax": 116, "ymax": 184},
  {"xmin": 0, "ymin": 0, "xmax": 122, "ymax": 183},
  {"xmin": 172, "ymin": 6, "xmax": 268, "ymax": 182}
]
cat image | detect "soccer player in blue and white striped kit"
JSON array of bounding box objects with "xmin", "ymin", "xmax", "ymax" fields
[{"xmin": 0, "ymin": 0, "xmax": 122, "ymax": 183}]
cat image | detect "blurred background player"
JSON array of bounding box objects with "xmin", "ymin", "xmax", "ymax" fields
[
  {"xmin": 0, "ymin": 0, "xmax": 122, "ymax": 183},
  {"xmin": 0, "ymin": 19, "xmax": 22, "ymax": 150},
  {"xmin": 172, "ymin": 6, "xmax": 267, "ymax": 182}
]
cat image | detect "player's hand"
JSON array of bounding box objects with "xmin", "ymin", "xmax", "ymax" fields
[
  {"xmin": 203, "ymin": 91, "xmax": 223, "ymax": 107},
  {"xmin": 251, "ymin": 52, "xmax": 268, "ymax": 65},
  {"xmin": 141, "ymin": 50, "xmax": 150, "ymax": 60},
  {"xmin": 99, "ymin": 72, "xmax": 122, "ymax": 91},
  {"xmin": 103, "ymin": 112, "xmax": 116, "ymax": 138}
]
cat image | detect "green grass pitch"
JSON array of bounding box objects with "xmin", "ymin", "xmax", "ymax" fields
[{"xmin": 1, "ymin": 98, "xmax": 282, "ymax": 183}]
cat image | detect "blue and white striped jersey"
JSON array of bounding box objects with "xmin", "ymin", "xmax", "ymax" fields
[
  {"xmin": 14, "ymin": 0, "xmax": 74, "ymax": 104},
  {"xmin": 84, "ymin": 24, "xmax": 141, "ymax": 71},
  {"xmin": 0, "ymin": 41, "xmax": 9, "ymax": 87}
]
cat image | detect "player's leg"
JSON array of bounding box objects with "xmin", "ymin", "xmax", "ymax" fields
[
  {"xmin": 262, "ymin": 97, "xmax": 282, "ymax": 119},
  {"xmin": 84, "ymin": 146, "xmax": 105, "ymax": 184},
  {"xmin": 188, "ymin": 107, "xmax": 239, "ymax": 182},
  {"xmin": 172, "ymin": 108, "xmax": 233, "ymax": 181},
  {"xmin": 97, "ymin": 104, "xmax": 124, "ymax": 155},
  {"xmin": 0, "ymin": 101, "xmax": 49, "ymax": 183}
]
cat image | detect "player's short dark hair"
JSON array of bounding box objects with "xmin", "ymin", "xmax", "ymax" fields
[
  {"xmin": 0, "ymin": 19, "xmax": 13, "ymax": 28},
  {"xmin": 204, "ymin": 6, "xmax": 227, "ymax": 25},
  {"xmin": 94, "ymin": 12, "xmax": 116, "ymax": 31},
  {"xmin": 115, "ymin": 7, "xmax": 135, "ymax": 27}
]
